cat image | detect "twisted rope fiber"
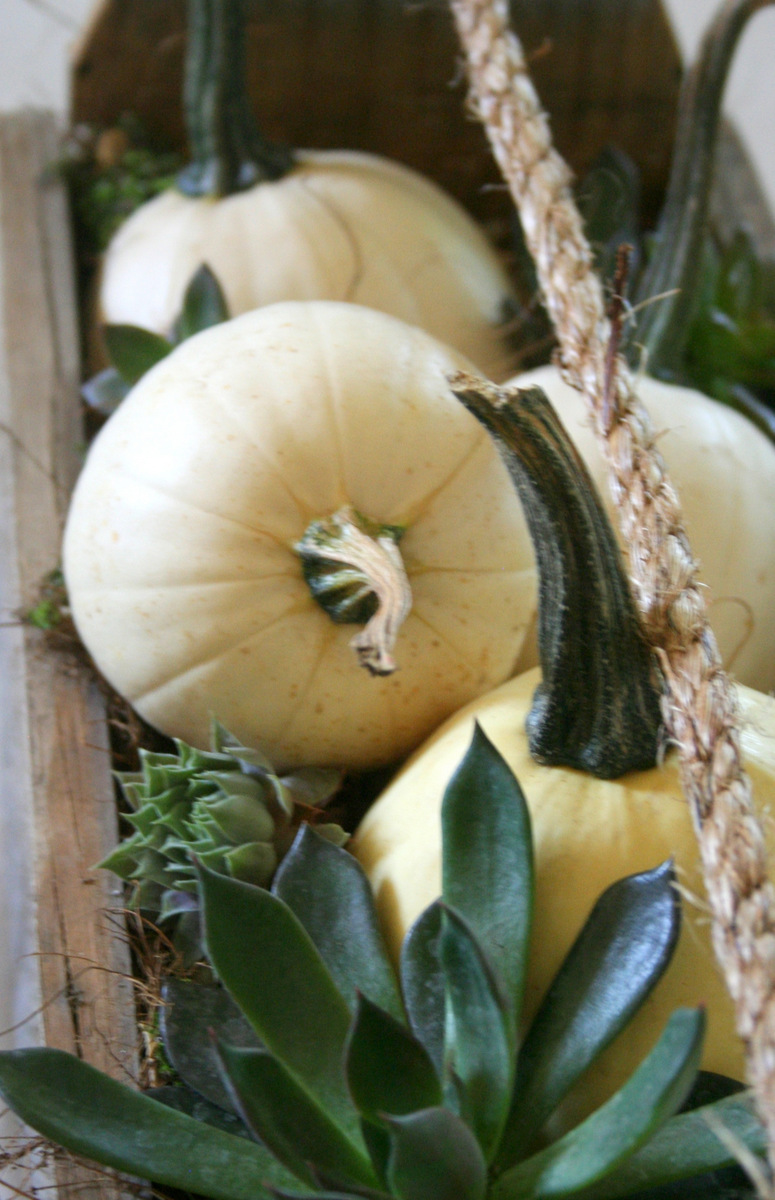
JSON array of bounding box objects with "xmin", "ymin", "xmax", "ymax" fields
[{"xmin": 449, "ymin": 0, "xmax": 775, "ymax": 1172}]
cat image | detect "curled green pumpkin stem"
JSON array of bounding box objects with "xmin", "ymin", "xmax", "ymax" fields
[
  {"xmin": 450, "ymin": 372, "xmax": 662, "ymax": 779},
  {"xmin": 631, "ymin": 0, "xmax": 775, "ymax": 374},
  {"xmin": 177, "ymin": 0, "xmax": 295, "ymax": 198},
  {"xmin": 294, "ymin": 506, "xmax": 412, "ymax": 677}
]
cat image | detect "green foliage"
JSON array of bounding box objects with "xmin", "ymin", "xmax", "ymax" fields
[
  {"xmin": 0, "ymin": 729, "xmax": 765, "ymax": 1197},
  {"xmin": 62, "ymin": 119, "xmax": 183, "ymax": 256},
  {"xmin": 679, "ymin": 230, "xmax": 775, "ymax": 439},
  {"xmin": 99, "ymin": 718, "xmax": 344, "ymax": 920},
  {"xmin": 25, "ymin": 567, "xmax": 68, "ymax": 630},
  {"xmin": 84, "ymin": 265, "xmax": 231, "ymax": 415}
]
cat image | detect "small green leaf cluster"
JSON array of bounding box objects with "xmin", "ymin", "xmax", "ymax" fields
[
  {"xmin": 24, "ymin": 567, "xmax": 68, "ymax": 630},
  {"xmin": 0, "ymin": 729, "xmax": 764, "ymax": 1200},
  {"xmin": 100, "ymin": 718, "xmax": 344, "ymax": 922},
  {"xmin": 82, "ymin": 263, "xmax": 230, "ymax": 415},
  {"xmin": 681, "ymin": 229, "xmax": 775, "ymax": 436},
  {"xmin": 62, "ymin": 122, "xmax": 184, "ymax": 256}
]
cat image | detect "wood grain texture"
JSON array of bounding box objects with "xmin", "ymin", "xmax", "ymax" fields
[
  {"xmin": 71, "ymin": 0, "xmax": 684, "ymax": 228},
  {"xmin": 0, "ymin": 110, "xmax": 137, "ymax": 1200}
]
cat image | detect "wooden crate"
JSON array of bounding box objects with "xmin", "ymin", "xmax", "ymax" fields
[
  {"xmin": 0, "ymin": 113, "xmax": 137, "ymax": 1200},
  {"xmin": 1, "ymin": 2, "xmax": 773, "ymax": 1198}
]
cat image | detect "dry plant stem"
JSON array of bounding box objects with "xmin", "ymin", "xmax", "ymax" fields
[{"xmin": 449, "ymin": 0, "xmax": 775, "ymax": 1177}]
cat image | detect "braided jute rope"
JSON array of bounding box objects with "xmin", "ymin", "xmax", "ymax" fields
[{"xmin": 449, "ymin": 0, "xmax": 775, "ymax": 1176}]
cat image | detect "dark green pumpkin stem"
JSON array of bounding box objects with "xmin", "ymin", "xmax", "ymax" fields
[
  {"xmin": 450, "ymin": 373, "xmax": 662, "ymax": 779},
  {"xmin": 177, "ymin": 0, "xmax": 295, "ymax": 198},
  {"xmin": 631, "ymin": 0, "xmax": 775, "ymax": 374}
]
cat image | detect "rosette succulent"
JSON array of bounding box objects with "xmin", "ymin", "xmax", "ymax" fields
[
  {"xmin": 100, "ymin": 718, "xmax": 345, "ymax": 921},
  {"xmin": 0, "ymin": 730, "xmax": 765, "ymax": 1198}
]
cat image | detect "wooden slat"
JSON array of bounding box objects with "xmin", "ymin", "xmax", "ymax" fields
[{"xmin": 0, "ymin": 111, "xmax": 137, "ymax": 1200}]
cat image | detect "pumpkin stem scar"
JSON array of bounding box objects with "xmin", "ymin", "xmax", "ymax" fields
[{"xmin": 294, "ymin": 506, "xmax": 412, "ymax": 676}]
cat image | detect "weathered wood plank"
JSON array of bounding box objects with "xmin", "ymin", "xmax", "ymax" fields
[{"xmin": 0, "ymin": 110, "xmax": 137, "ymax": 1200}]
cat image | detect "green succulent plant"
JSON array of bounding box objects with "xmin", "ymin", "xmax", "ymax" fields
[
  {"xmin": 0, "ymin": 729, "xmax": 765, "ymax": 1199},
  {"xmin": 99, "ymin": 717, "xmax": 345, "ymax": 922}
]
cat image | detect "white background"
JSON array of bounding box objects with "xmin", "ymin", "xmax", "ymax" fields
[{"xmin": 2, "ymin": 0, "xmax": 775, "ymax": 213}]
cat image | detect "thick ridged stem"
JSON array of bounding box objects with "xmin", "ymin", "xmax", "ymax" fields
[
  {"xmin": 449, "ymin": 0, "xmax": 775, "ymax": 1177},
  {"xmin": 450, "ymin": 373, "xmax": 661, "ymax": 779},
  {"xmin": 177, "ymin": 0, "xmax": 294, "ymax": 198}
]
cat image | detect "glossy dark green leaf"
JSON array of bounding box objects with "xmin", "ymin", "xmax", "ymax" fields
[
  {"xmin": 345, "ymin": 993, "xmax": 441, "ymax": 1125},
  {"xmin": 497, "ymin": 859, "xmax": 679, "ymax": 1165},
  {"xmin": 198, "ymin": 861, "xmax": 357, "ymax": 1139},
  {"xmin": 103, "ymin": 322, "xmax": 172, "ymax": 384},
  {"xmin": 0, "ymin": 1048, "xmax": 294, "ymax": 1200},
  {"xmin": 588, "ymin": 1090, "xmax": 765, "ymax": 1199},
  {"xmin": 175, "ymin": 263, "xmax": 230, "ymax": 341},
  {"xmin": 267, "ymin": 1190, "xmax": 377, "ymax": 1200},
  {"xmin": 440, "ymin": 904, "xmax": 513, "ymax": 1161},
  {"xmin": 361, "ymin": 1118, "xmax": 392, "ymax": 1187},
  {"xmin": 441, "ymin": 724, "xmax": 532, "ymax": 1041},
  {"xmin": 81, "ymin": 366, "xmax": 130, "ymax": 415},
  {"xmin": 384, "ymin": 1106, "xmax": 487, "ymax": 1200},
  {"xmin": 159, "ymin": 977, "xmax": 260, "ymax": 1112},
  {"xmin": 147, "ymin": 1083, "xmax": 252, "ymax": 1138},
  {"xmin": 214, "ymin": 1042, "xmax": 377, "ymax": 1191},
  {"xmin": 492, "ymin": 1007, "xmax": 705, "ymax": 1199},
  {"xmin": 273, "ymin": 826, "xmax": 404, "ymax": 1021},
  {"xmin": 400, "ymin": 901, "xmax": 445, "ymax": 1076}
]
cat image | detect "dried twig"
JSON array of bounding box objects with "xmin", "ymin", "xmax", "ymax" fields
[{"xmin": 449, "ymin": 0, "xmax": 775, "ymax": 1181}]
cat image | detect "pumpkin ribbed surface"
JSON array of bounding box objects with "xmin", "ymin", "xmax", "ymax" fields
[
  {"xmin": 99, "ymin": 151, "xmax": 518, "ymax": 381},
  {"xmin": 63, "ymin": 302, "xmax": 533, "ymax": 769}
]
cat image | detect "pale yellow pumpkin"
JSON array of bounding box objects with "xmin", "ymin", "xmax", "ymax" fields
[
  {"xmin": 99, "ymin": 150, "xmax": 519, "ymax": 382},
  {"xmin": 352, "ymin": 666, "xmax": 775, "ymax": 1129},
  {"xmin": 511, "ymin": 365, "xmax": 775, "ymax": 694},
  {"xmin": 63, "ymin": 301, "xmax": 534, "ymax": 770}
]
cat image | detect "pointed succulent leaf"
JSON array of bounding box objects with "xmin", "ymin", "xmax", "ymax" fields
[
  {"xmin": 497, "ymin": 859, "xmax": 680, "ymax": 1164},
  {"xmin": 440, "ymin": 904, "xmax": 513, "ymax": 1161},
  {"xmin": 345, "ymin": 993, "xmax": 441, "ymax": 1125},
  {"xmin": 198, "ymin": 861, "xmax": 358, "ymax": 1139},
  {"xmin": 268, "ymin": 1187, "xmax": 389, "ymax": 1200},
  {"xmin": 80, "ymin": 366, "xmax": 131, "ymax": 415},
  {"xmin": 281, "ymin": 766, "xmax": 345, "ymax": 808},
  {"xmin": 267, "ymin": 1194, "xmax": 373, "ymax": 1200},
  {"xmin": 442, "ymin": 724, "xmax": 533, "ymax": 1040},
  {"xmin": 147, "ymin": 1083, "xmax": 253, "ymax": 1138},
  {"xmin": 223, "ymin": 840, "xmax": 278, "ymax": 885},
  {"xmin": 361, "ymin": 1118, "xmax": 392, "ymax": 1188},
  {"xmin": 400, "ymin": 901, "xmax": 445, "ymax": 1076},
  {"xmin": 384, "ymin": 1107, "xmax": 488, "ymax": 1200},
  {"xmin": 214, "ymin": 1042, "xmax": 377, "ymax": 1191},
  {"xmin": 160, "ymin": 977, "xmax": 260, "ymax": 1112},
  {"xmin": 587, "ymin": 1090, "xmax": 765, "ymax": 1199},
  {"xmin": 175, "ymin": 263, "xmax": 230, "ymax": 341},
  {"xmin": 273, "ymin": 826, "xmax": 404, "ymax": 1021},
  {"xmin": 0, "ymin": 1048, "xmax": 295, "ymax": 1200},
  {"xmin": 492, "ymin": 1007, "xmax": 706, "ymax": 1199},
  {"xmin": 103, "ymin": 322, "xmax": 173, "ymax": 384}
]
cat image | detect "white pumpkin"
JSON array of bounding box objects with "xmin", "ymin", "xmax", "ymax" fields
[
  {"xmin": 511, "ymin": 365, "xmax": 775, "ymax": 694},
  {"xmin": 99, "ymin": 150, "xmax": 519, "ymax": 382},
  {"xmin": 63, "ymin": 302, "xmax": 534, "ymax": 770}
]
